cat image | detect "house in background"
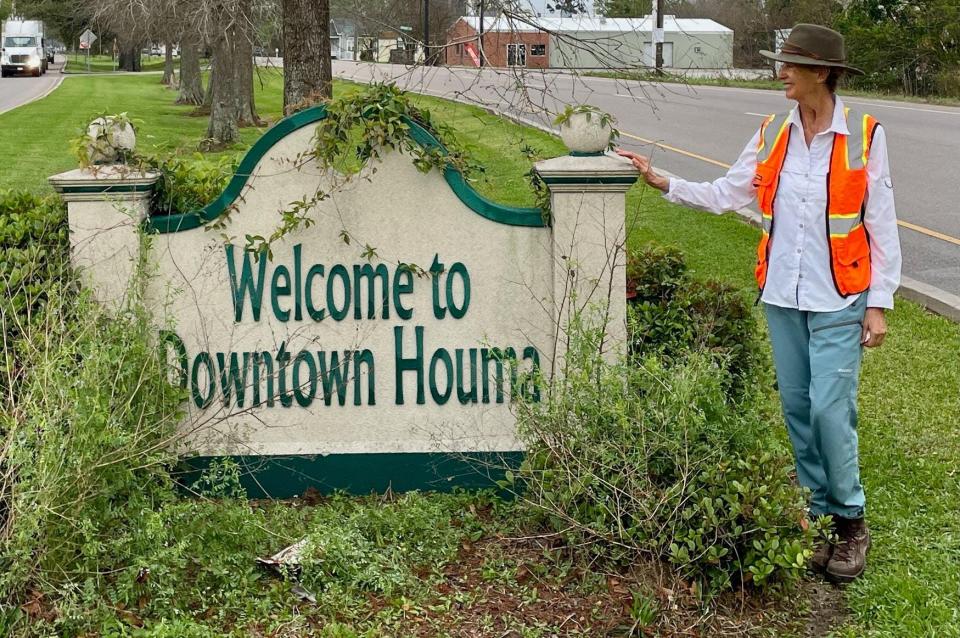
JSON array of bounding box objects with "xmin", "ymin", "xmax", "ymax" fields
[
  {"xmin": 330, "ymin": 19, "xmax": 358, "ymax": 60},
  {"xmin": 355, "ymin": 30, "xmax": 424, "ymax": 64},
  {"xmin": 444, "ymin": 14, "xmax": 733, "ymax": 70}
]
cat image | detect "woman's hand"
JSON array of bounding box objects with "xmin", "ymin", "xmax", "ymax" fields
[
  {"xmin": 615, "ymin": 148, "xmax": 670, "ymax": 193},
  {"xmin": 861, "ymin": 307, "xmax": 888, "ymax": 348}
]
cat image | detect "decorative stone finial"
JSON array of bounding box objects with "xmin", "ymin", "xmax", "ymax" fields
[
  {"xmin": 555, "ymin": 105, "xmax": 618, "ymax": 156},
  {"xmin": 85, "ymin": 114, "xmax": 137, "ymax": 165}
]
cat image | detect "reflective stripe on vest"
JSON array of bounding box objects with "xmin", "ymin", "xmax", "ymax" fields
[{"xmin": 752, "ymin": 108, "xmax": 879, "ymax": 297}]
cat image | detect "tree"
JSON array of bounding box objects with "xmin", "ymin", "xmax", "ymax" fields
[
  {"xmin": 836, "ymin": 0, "xmax": 960, "ymax": 96},
  {"xmin": 545, "ymin": 0, "xmax": 587, "ymax": 15},
  {"xmin": 176, "ymin": 25, "xmax": 204, "ymax": 105},
  {"xmin": 281, "ymin": 0, "xmax": 332, "ymax": 113},
  {"xmin": 205, "ymin": 0, "xmax": 241, "ymax": 145},
  {"xmin": 595, "ymin": 0, "xmax": 651, "ymax": 17}
]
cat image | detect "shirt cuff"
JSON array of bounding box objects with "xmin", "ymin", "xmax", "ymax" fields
[
  {"xmin": 662, "ymin": 177, "xmax": 677, "ymax": 202},
  {"xmin": 866, "ymin": 290, "xmax": 895, "ymax": 309}
]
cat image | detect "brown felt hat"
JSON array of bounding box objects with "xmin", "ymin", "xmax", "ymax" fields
[{"xmin": 760, "ymin": 24, "xmax": 864, "ymax": 76}]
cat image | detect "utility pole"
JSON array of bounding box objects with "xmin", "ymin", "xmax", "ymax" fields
[
  {"xmin": 478, "ymin": 0, "xmax": 484, "ymax": 68},
  {"xmin": 423, "ymin": 0, "xmax": 430, "ymax": 65},
  {"xmin": 654, "ymin": 0, "xmax": 664, "ymax": 75}
]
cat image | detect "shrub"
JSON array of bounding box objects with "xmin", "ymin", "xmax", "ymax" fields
[
  {"xmin": 0, "ymin": 286, "xmax": 184, "ymax": 633},
  {"xmin": 627, "ymin": 242, "xmax": 764, "ymax": 400},
  {"xmin": 298, "ymin": 491, "xmax": 482, "ymax": 598},
  {"xmin": 0, "ymin": 190, "xmax": 70, "ymax": 397},
  {"xmin": 513, "ymin": 313, "xmax": 812, "ymax": 594},
  {"xmin": 141, "ymin": 153, "xmax": 236, "ymax": 217}
]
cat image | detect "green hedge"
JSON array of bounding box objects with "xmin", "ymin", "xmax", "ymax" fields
[{"xmin": 0, "ymin": 190, "xmax": 70, "ymax": 397}]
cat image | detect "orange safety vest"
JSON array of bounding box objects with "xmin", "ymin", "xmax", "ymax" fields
[{"xmin": 752, "ymin": 108, "xmax": 880, "ymax": 297}]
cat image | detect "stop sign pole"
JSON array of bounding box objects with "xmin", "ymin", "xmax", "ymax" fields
[{"xmin": 80, "ymin": 29, "xmax": 97, "ymax": 72}]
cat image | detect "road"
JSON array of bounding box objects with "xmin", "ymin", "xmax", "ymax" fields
[
  {"xmin": 0, "ymin": 56, "xmax": 64, "ymax": 115},
  {"xmin": 2, "ymin": 58, "xmax": 955, "ymax": 300},
  {"xmin": 332, "ymin": 61, "xmax": 960, "ymax": 301}
]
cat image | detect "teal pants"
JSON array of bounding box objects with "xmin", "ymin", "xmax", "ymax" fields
[{"xmin": 764, "ymin": 295, "xmax": 867, "ymax": 519}]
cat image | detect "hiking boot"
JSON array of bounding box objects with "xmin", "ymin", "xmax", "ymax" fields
[
  {"xmin": 826, "ymin": 516, "xmax": 870, "ymax": 583},
  {"xmin": 810, "ymin": 517, "xmax": 835, "ymax": 574}
]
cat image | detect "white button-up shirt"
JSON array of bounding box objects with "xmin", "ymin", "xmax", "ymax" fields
[{"xmin": 664, "ymin": 97, "xmax": 901, "ymax": 311}]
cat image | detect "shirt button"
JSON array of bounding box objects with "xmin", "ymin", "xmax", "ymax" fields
[
  {"xmin": 797, "ymin": 248, "xmax": 802, "ymax": 254},
  {"xmin": 801, "ymin": 198, "xmax": 807, "ymax": 203},
  {"xmin": 799, "ymin": 223, "xmax": 804, "ymax": 229}
]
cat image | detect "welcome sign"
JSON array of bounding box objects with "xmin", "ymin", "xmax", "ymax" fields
[{"xmin": 52, "ymin": 106, "xmax": 636, "ymax": 496}]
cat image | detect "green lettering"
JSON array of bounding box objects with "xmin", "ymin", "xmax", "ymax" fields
[
  {"xmin": 456, "ymin": 348, "xmax": 478, "ymax": 404},
  {"xmin": 271, "ymin": 265, "xmax": 292, "ymax": 322},
  {"xmin": 481, "ymin": 347, "xmax": 516, "ymax": 404},
  {"xmin": 430, "ymin": 254, "xmax": 446, "ymax": 319},
  {"xmin": 353, "ymin": 349, "xmax": 376, "ymax": 406},
  {"xmin": 353, "ymin": 263, "xmax": 390, "ymax": 319},
  {"xmin": 304, "ymin": 264, "xmax": 325, "ymax": 321},
  {"xmin": 216, "ymin": 351, "xmax": 250, "ymax": 407},
  {"xmin": 318, "ymin": 350, "xmax": 351, "ymax": 406},
  {"xmin": 523, "ymin": 346, "xmax": 541, "ymax": 402},
  {"xmin": 429, "ymin": 348, "xmax": 453, "ymax": 405},
  {"xmin": 159, "ymin": 330, "xmax": 187, "ymax": 389},
  {"xmin": 446, "ymin": 262, "xmax": 471, "ymax": 319},
  {"xmin": 292, "ymin": 350, "xmax": 317, "ymax": 407},
  {"xmin": 327, "ymin": 264, "xmax": 351, "ymax": 321},
  {"xmin": 293, "ymin": 243, "xmax": 304, "ymax": 321},
  {"xmin": 191, "ymin": 352, "xmax": 215, "ymax": 409},
  {"xmin": 277, "ymin": 343, "xmax": 293, "ymax": 408},
  {"xmin": 393, "ymin": 267, "xmax": 414, "ymax": 320},
  {"xmin": 394, "ymin": 325, "xmax": 424, "ymax": 405},
  {"xmin": 253, "ymin": 351, "xmax": 275, "ymax": 407},
  {"xmin": 225, "ymin": 244, "xmax": 267, "ymax": 322}
]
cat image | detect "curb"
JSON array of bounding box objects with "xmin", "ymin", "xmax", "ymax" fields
[{"xmin": 896, "ymin": 276, "xmax": 960, "ymax": 322}]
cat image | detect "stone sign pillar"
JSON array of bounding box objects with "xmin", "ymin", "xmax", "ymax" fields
[
  {"xmin": 49, "ymin": 167, "xmax": 159, "ymax": 309},
  {"xmin": 535, "ymin": 154, "xmax": 638, "ymax": 363}
]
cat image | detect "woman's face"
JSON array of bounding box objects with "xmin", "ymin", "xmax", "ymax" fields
[{"xmin": 778, "ymin": 62, "xmax": 827, "ymax": 101}]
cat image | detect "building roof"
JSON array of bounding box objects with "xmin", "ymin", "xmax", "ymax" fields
[
  {"xmin": 330, "ymin": 18, "xmax": 358, "ymax": 36},
  {"xmin": 457, "ymin": 15, "xmax": 732, "ymax": 35}
]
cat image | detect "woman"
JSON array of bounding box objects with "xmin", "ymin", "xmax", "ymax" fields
[{"xmin": 617, "ymin": 24, "xmax": 901, "ymax": 583}]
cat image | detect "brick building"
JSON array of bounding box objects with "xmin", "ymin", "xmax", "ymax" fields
[
  {"xmin": 445, "ymin": 17, "xmax": 549, "ymax": 69},
  {"xmin": 445, "ymin": 15, "xmax": 733, "ymax": 70}
]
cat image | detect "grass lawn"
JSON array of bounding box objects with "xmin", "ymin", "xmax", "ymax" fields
[
  {"xmin": 1, "ymin": 72, "xmax": 958, "ymax": 637},
  {"xmin": 61, "ymin": 52, "xmax": 172, "ymax": 73},
  {"xmin": 0, "ymin": 70, "xmax": 284, "ymax": 193}
]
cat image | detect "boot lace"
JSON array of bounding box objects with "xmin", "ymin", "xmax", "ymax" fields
[{"xmin": 833, "ymin": 525, "xmax": 864, "ymax": 562}]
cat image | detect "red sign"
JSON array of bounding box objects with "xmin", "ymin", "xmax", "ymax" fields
[
  {"xmin": 79, "ymin": 42, "xmax": 90, "ymax": 50},
  {"xmin": 465, "ymin": 43, "xmax": 480, "ymax": 67}
]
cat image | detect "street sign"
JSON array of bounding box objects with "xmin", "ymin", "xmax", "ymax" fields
[{"xmin": 80, "ymin": 29, "xmax": 97, "ymax": 47}]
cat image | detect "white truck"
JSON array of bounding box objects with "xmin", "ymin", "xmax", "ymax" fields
[{"xmin": 1, "ymin": 19, "xmax": 48, "ymax": 77}]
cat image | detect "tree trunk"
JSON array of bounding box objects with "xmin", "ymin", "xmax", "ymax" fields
[
  {"xmin": 162, "ymin": 39, "xmax": 175, "ymax": 85},
  {"xmin": 234, "ymin": 0, "xmax": 262, "ymax": 126},
  {"xmin": 281, "ymin": 0, "xmax": 332, "ymax": 114},
  {"xmin": 177, "ymin": 31, "xmax": 204, "ymax": 105},
  {"xmin": 206, "ymin": 36, "xmax": 239, "ymax": 147},
  {"xmin": 118, "ymin": 46, "xmax": 142, "ymax": 72},
  {"xmin": 203, "ymin": 63, "xmax": 214, "ymax": 110}
]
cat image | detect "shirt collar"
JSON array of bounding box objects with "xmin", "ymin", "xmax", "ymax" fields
[{"xmin": 787, "ymin": 96, "xmax": 848, "ymax": 135}]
